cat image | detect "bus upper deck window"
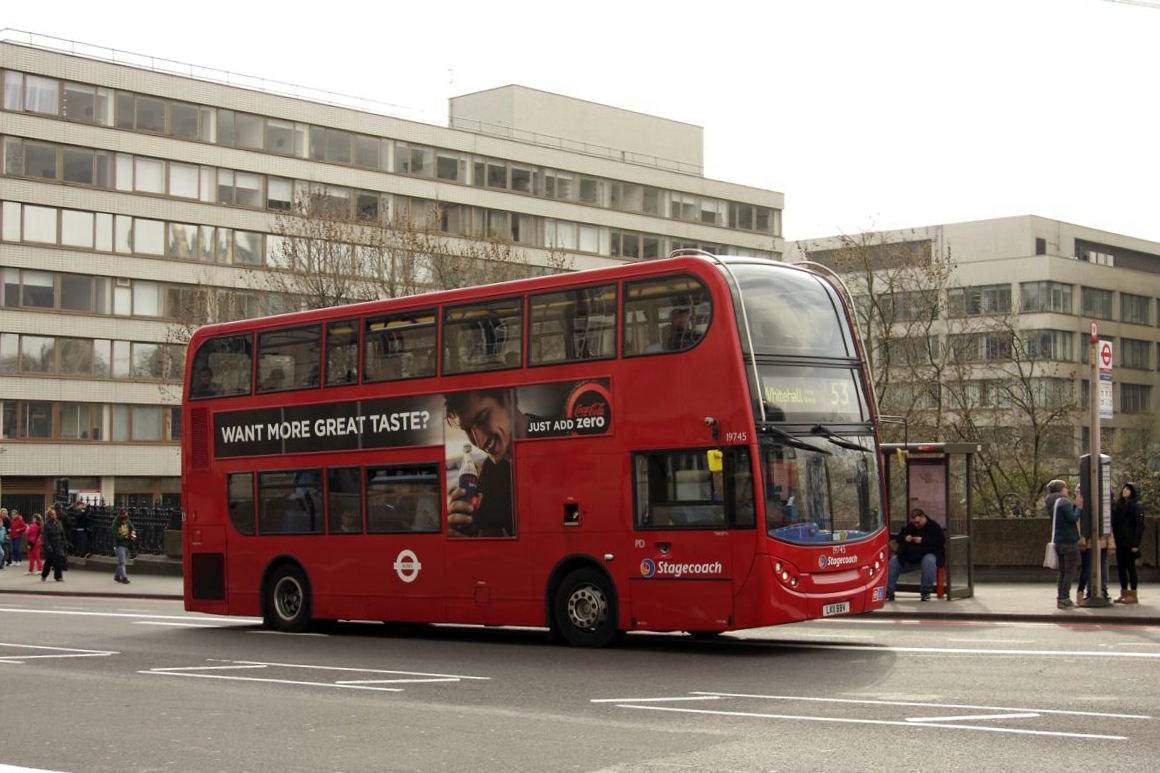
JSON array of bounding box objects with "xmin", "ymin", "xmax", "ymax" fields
[
  {"xmin": 623, "ymin": 276, "xmax": 711, "ymax": 356},
  {"xmin": 189, "ymin": 333, "xmax": 252, "ymax": 399}
]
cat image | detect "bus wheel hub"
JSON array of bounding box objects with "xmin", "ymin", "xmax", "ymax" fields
[{"xmin": 567, "ymin": 585, "xmax": 606, "ymax": 630}]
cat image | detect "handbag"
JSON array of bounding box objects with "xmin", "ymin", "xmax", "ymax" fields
[{"xmin": 1043, "ymin": 498, "xmax": 1061, "ymax": 570}]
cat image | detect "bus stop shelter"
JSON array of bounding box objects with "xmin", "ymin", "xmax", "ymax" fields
[{"xmin": 881, "ymin": 442, "xmax": 980, "ymax": 600}]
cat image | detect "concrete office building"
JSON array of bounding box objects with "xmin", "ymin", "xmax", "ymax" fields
[
  {"xmin": 0, "ymin": 36, "xmax": 784, "ymax": 515},
  {"xmin": 789, "ymin": 216, "xmax": 1160, "ymax": 459}
]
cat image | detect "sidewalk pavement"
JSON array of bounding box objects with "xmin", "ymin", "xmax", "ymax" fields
[{"xmin": 0, "ymin": 558, "xmax": 1155, "ymax": 626}]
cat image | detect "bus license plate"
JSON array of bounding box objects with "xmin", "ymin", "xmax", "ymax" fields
[{"xmin": 822, "ymin": 601, "xmax": 850, "ymax": 617}]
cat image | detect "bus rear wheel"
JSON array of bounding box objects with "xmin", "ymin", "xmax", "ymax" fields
[
  {"xmin": 553, "ymin": 568, "xmax": 617, "ymax": 647},
  {"xmin": 264, "ymin": 565, "xmax": 311, "ymax": 633}
]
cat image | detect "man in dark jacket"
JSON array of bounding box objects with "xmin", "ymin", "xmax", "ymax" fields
[
  {"xmin": 39, "ymin": 508, "xmax": 68, "ymax": 583},
  {"xmin": 1111, "ymin": 482, "xmax": 1146, "ymax": 604},
  {"xmin": 886, "ymin": 508, "xmax": 945, "ymax": 601},
  {"xmin": 1046, "ymin": 479, "xmax": 1083, "ymax": 609}
]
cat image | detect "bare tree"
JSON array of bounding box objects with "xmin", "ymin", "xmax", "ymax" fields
[
  {"xmin": 798, "ymin": 229, "xmax": 1084, "ymax": 515},
  {"xmin": 796, "ymin": 229, "xmax": 955, "ymax": 441}
]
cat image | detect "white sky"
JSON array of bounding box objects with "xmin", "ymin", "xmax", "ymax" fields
[{"xmin": 4, "ymin": 0, "xmax": 1160, "ymax": 243}]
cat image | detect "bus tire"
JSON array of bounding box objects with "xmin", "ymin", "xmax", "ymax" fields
[
  {"xmin": 264, "ymin": 564, "xmax": 312, "ymax": 633},
  {"xmin": 553, "ymin": 567, "xmax": 617, "ymax": 647}
]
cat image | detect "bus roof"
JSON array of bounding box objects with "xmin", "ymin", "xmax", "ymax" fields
[{"xmin": 187, "ymin": 254, "xmax": 815, "ymax": 343}]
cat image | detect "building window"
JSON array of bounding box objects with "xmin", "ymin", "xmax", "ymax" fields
[
  {"xmin": 1121, "ymin": 383, "xmax": 1151, "ymax": 414},
  {"xmin": 1035, "ymin": 237, "xmax": 1046, "ymax": 255},
  {"xmin": 1121, "ymin": 338, "xmax": 1151, "ymax": 370},
  {"xmin": 1020, "ymin": 281, "xmax": 1073, "ymax": 314},
  {"xmin": 1081, "ymin": 287, "xmax": 1114, "ymax": 320},
  {"xmin": 1024, "ymin": 330, "xmax": 1073, "ymax": 361},
  {"xmin": 947, "ymin": 284, "xmax": 1011, "ymax": 316},
  {"xmin": 1121, "ymin": 293, "xmax": 1151, "ymax": 325}
]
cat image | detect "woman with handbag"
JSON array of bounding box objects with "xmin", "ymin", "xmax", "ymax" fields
[
  {"xmin": 1111, "ymin": 483, "xmax": 1146, "ymax": 604},
  {"xmin": 112, "ymin": 509, "xmax": 137, "ymax": 584},
  {"xmin": 1045, "ymin": 479, "xmax": 1083, "ymax": 609}
]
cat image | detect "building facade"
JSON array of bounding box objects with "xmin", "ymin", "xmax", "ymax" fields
[{"xmin": 0, "ymin": 39, "xmax": 784, "ymax": 515}]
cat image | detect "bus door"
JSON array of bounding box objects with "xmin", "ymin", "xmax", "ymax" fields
[
  {"xmin": 442, "ymin": 450, "xmax": 531, "ymax": 626},
  {"xmin": 628, "ymin": 447, "xmax": 754, "ymax": 631}
]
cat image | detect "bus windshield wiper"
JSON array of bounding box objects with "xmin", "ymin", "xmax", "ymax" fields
[
  {"xmin": 761, "ymin": 424, "xmax": 831, "ymax": 455},
  {"xmin": 810, "ymin": 424, "xmax": 869, "ymax": 452}
]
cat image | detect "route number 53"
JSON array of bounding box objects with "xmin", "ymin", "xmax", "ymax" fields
[{"xmin": 830, "ymin": 381, "xmax": 851, "ymax": 406}]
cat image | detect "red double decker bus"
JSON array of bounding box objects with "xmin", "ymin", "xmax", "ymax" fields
[{"xmin": 182, "ymin": 252, "xmax": 887, "ymax": 645}]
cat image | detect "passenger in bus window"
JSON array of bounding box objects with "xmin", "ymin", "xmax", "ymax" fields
[
  {"xmin": 444, "ymin": 389, "xmax": 539, "ymax": 538},
  {"xmin": 194, "ymin": 366, "xmax": 220, "ymax": 397},
  {"xmin": 259, "ymin": 368, "xmax": 286, "ymax": 391}
]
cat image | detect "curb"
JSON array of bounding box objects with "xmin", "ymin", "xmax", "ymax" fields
[{"xmin": 869, "ymin": 610, "xmax": 1160, "ymax": 626}]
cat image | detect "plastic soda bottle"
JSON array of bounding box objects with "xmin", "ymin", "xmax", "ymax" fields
[{"xmin": 458, "ymin": 444, "xmax": 481, "ymax": 508}]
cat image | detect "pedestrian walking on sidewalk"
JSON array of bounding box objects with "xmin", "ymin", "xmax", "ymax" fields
[
  {"xmin": 1, "ymin": 508, "xmax": 11, "ymax": 566},
  {"xmin": 9, "ymin": 510, "xmax": 25, "ymax": 566},
  {"xmin": 0, "ymin": 520, "xmax": 8, "ymax": 571},
  {"xmin": 39, "ymin": 508, "xmax": 67, "ymax": 582},
  {"xmin": 25, "ymin": 514, "xmax": 43, "ymax": 574},
  {"xmin": 1046, "ymin": 480, "xmax": 1083, "ymax": 609},
  {"xmin": 1111, "ymin": 483, "xmax": 1146, "ymax": 604},
  {"xmin": 112, "ymin": 509, "xmax": 137, "ymax": 584}
]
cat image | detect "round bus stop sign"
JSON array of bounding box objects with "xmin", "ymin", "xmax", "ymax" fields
[{"xmin": 1098, "ymin": 340, "xmax": 1113, "ymax": 371}]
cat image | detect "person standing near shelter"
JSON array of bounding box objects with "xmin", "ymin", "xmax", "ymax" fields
[
  {"xmin": 886, "ymin": 508, "xmax": 945, "ymax": 601},
  {"xmin": 1111, "ymin": 483, "xmax": 1145, "ymax": 604},
  {"xmin": 25, "ymin": 514, "xmax": 42, "ymax": 575},
  {"xmin": 112, "ymin": 509, "xmax": 137, "ymax": 584},
  {"xmin": 39, "ymin": 508, "xmax": 67, "ymax": 582},
  {"xmin": 1045, "ymin": 479, "xmax": 1083, "ymax": 609},
  {"xmin": 9, "ymin": 510, "xmax": 25, "ymax": 566}
]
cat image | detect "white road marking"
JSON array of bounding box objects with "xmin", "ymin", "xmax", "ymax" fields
[
  {"xmin": 0, "ymin": 606, "xmax": 255, "ymax": 624},
  {"xmin": 692, "ymin": 692, "xmax": 1153, "ymax": 719},
  {"xmin": 907, "ymin": 712, "xmax": 1041, "ymax": 722},
  {"xmin": 247, "ymin": 630, "xmax": 328, "ymax": 637},
  {"xmin": 0, "ymin": 642, "xmax": 118, "ymax": 665},
  {"xmin": 944, "ymin": 638, "xmax": 1034, "ymax": 644},
  {"xmin": 140, "ymin": 670, "xmax": 406, "ymax": 692},
  {"xmin": 141, "ymin": 658, "xmax": 490, "ymax": 693},
  {"xmin": 617, "ymin": 703, "xmax": 1126, "ymax": 740},
  {"xmin": 132, "ymin": 621, "xmax": 222, "ymax": 628},
  {"xmin": 590, "ymin": 696, "xmax": 723, "ymax": 704},
  {"xmin": 760, "ymin": 642, "xmax": 1160, "ymax": 658}
]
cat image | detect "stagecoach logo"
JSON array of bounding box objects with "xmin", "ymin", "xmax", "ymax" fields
[
  {"xmin": 817, "ymin": 554, "xmax": 859, "ymax": 569},
  {"xmin": 639, "ymin": 558, "xmax": 724, "ymax": 578},
  {"xmin": 393, "ymin": 549, "xmax": 422, "ymax": 583}
]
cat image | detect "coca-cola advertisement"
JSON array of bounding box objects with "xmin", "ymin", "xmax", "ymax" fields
[
  {"xmin": 442, "ymin": 379, "xmax": 612, "ymax": 538},
  {"xmin": 516, "ymin": 379, "xmax": 612, "ymax": 439}
]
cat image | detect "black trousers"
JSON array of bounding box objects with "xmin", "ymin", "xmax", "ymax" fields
[
  {"xmin": 1115, "ymin": 547, "xmax": 1139, "ymax": 591},
  {"xmin": 41, "ymin": 554, "xmax": 64, "ymax": 581}
]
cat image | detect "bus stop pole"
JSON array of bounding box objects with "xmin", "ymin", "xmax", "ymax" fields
[{"xmin": 1085, "ymin": 322, "xmax": 1109, "ymax": 607}]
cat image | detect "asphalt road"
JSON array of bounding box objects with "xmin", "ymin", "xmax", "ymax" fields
[{"xmin": 1, "ymin": 594, "xmax": 1156, "ymax": 773}]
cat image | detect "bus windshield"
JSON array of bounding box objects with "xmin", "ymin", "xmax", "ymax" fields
[
  {"xmin": 761, "ymin": 435, "xmax": 883, "ymax": 544},
  {"xmin": 726, "ymin": 263, "xmax": 853, "ymax": 359}
]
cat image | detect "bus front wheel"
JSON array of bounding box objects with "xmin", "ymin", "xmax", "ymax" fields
[
  {"xmin": 264, "ymin": 565, "xmax": 312, "ymax": 633},
  {"xmin": 553, "ymin": 568, "xmax": 617, "ymax": 647}
]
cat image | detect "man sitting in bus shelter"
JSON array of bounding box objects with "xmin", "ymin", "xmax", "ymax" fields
[{"xmin": 885, "ymin": 508, "xmax": 945, "ymax": 601}]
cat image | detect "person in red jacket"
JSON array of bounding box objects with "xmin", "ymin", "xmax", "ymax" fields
[
  {"xmin": 25, "ymin": 514, "xmax": 43, "ymax": 574},
  {"xmin": 8, "ymin": 510, "xmax": 26, "ymax": 566}
]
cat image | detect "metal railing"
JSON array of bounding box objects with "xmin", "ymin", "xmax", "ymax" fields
[{"xmin": 51, "ymin": 501, "xmax": 180, "ymax": 558}]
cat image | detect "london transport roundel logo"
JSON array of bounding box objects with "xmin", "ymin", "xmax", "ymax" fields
[
  {"xmin": 393, "ymin": 549, "xmax": 422, "ymax": 583},
  {"xmin": 817, "ymin": 555, "xmax": 828, "ymax": 569},
  {"xmin": 639, "ymin": 558, "xmax": 656, "ymax": 578}
]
